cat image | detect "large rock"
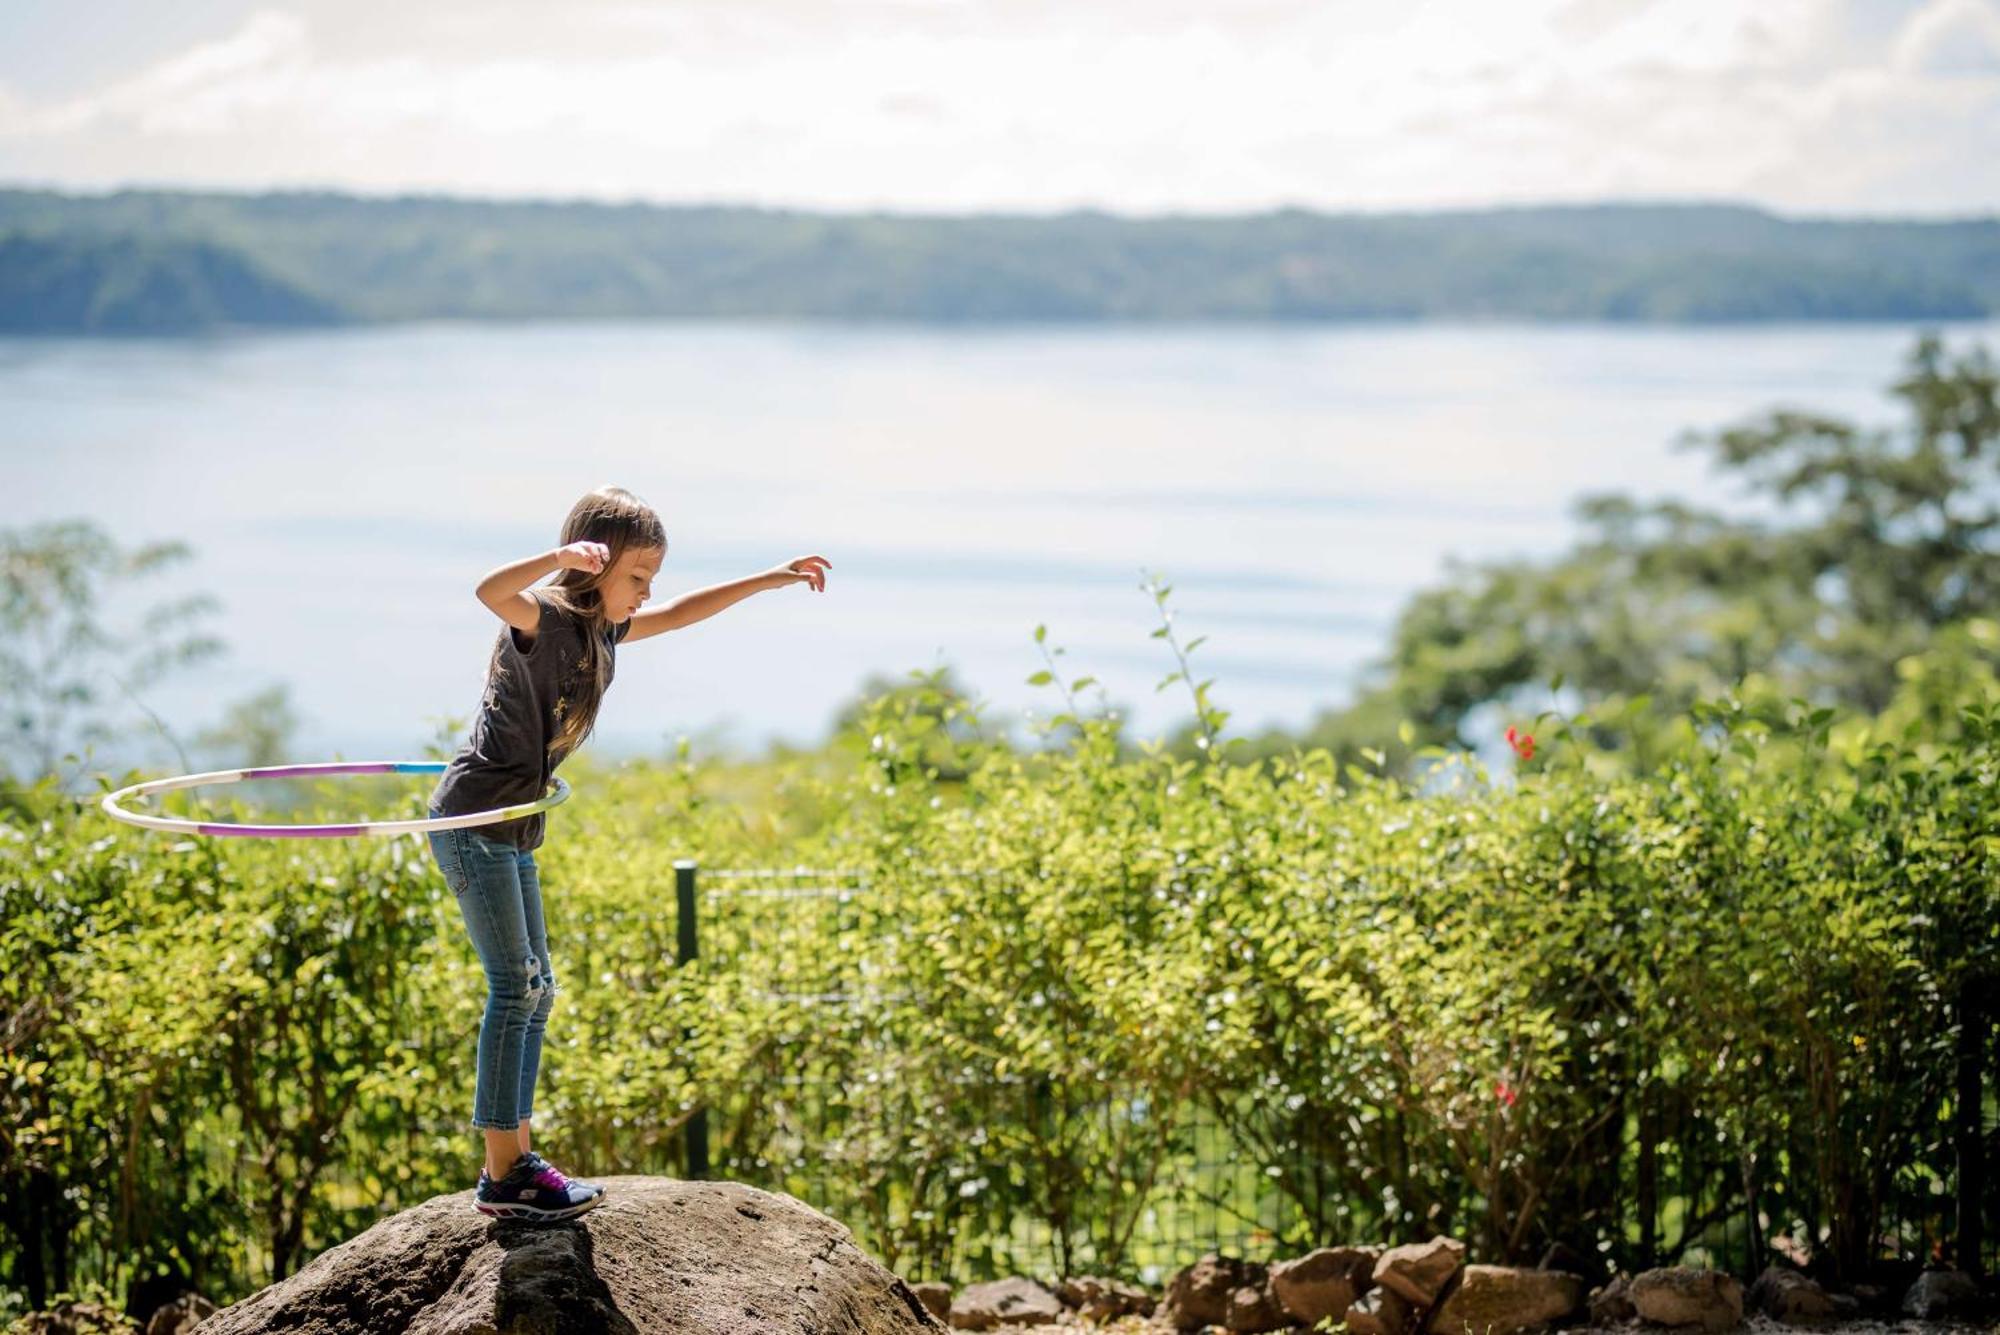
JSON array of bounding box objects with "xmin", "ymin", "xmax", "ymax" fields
[
  {"xmin": 1056, "ymin": 1275, "xmax": 1153, "ymax": 1322},
  {"xmin": 1629, "ymin": 1267, "xmax": 1744, "ymax": 1332},
  {"xmin": 1158, "ymin": 1252, "xmax": 1288, "ymax": 1333},
  {"xmin": 949, "ymin": 1277, "xmax": 1063, "ymax": 1330},
  {"xmin": 142, "ymin": 1292, "xmax": 217, "ymax": 1335},
  {"xmin": 1589, "ymin": 1274, "xmax": 1636, "ymax": 1324},
  {"xmin": 1373, "ymin": 1236, "xmax": 1467, "ymax": 1308},
  {"xmin": 1270, "ymin": 1247, "xmax": 1380, "ymax": 1326},
  {"xmin": 1748, "ymin": 1267, "xmax": 1836, "ymax": 1325},
  {"xmin": 1427, "ymin": 1265, "xmax": 1583, "ymax": 1335},
  {"xmin": 1537, "ymin": 1242, "xmax": 1606, "ymax": 1287},
  {"xmin": 7, "ymin": 1302, "xmax": 135, "ymax": 1334},
  {"xmin": 194, "ymin": 1176, "xmax": 945, "ymax": 1334},
  {"xmin": 1345, "ymin": 1286, "xmax": 1416, "ymax": 1335},
  {"xmin": 912, "ymin": 1283, "xmax": 952, "ymax": 1321},
  {"xmin": 1902, "ymin": 1269, "xmax": 1981, "ymax": 1321}
]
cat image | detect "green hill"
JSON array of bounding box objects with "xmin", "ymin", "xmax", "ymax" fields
[
  {"xmin": 0, "ymin": 230, "xmax": 341, "ymax": 333},
  {"xmin": 0, "ymin": 187, "xmax": 1994, "ymax": 331}
]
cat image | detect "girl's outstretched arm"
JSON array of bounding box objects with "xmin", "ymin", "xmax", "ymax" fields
[{"xmin": 622, "ymin": 555, "xmax": 829, "ymax": 644}]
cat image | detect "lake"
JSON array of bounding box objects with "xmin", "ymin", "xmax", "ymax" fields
[{"xmin": 5, "ymin": 319, "xmax": 1991, "ymax": 774}]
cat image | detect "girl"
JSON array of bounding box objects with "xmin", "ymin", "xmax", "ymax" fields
[{"xmin": 426, "ymin": 483, "xmax": 829, "ymax": 1221}]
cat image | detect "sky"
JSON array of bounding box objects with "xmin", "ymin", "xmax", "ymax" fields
[{"xmin": 0, "ymin": 0, "xmax": 1997, "ymax": 215}]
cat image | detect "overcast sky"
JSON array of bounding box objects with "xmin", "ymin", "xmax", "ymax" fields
[{"xmin": 2, "ymin": 0, "xmax": 1997, "ymax": 216}]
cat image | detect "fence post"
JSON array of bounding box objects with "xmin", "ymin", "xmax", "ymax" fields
[{"xmin": 675, "ymin": 858, "xmax": 710, "ymax": 1181}]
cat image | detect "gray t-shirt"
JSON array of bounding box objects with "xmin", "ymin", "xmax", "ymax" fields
[{"xmin": 429, "ymin": 588, "xmax": 630, "ymax": 852}]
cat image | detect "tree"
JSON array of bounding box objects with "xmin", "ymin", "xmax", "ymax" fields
[
  {"xmin": 1299, "ymin": 333, "xmax": 2000, "ymax": 755},
  {"xmin": 192, "ymin": 684, "xmax": 301, "ymax": 771},
  {"xmin": 0, "ymin": 520, "xmax": 225, "ymax": 788}
]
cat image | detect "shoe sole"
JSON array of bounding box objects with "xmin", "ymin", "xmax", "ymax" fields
[{"xmin": 473, "ymin": 1191, "xmax": 606, "ymax": 1222}]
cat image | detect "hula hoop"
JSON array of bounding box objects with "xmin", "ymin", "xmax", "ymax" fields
[{"xmin": 100, "ymin": 761, "xmax": 570, "ymax": 839}]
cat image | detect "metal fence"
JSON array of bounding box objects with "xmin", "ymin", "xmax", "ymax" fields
[{"xmin": 666, "ymin": 860, "xmax": 1998, "ymax": 1286}]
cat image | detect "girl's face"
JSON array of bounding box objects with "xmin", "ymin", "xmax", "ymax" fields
[{"xmin": 601, "ymin": 544, "xmax": 663, "ymax": 622}]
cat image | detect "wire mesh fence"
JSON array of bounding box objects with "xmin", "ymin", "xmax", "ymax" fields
[{"xmin": 642, "ymin": 862, "xmax": 1998, "ymax": 1285}]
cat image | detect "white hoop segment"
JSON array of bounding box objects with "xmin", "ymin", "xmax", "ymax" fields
[{"xmin": 100, "ymin": 761, "xmax": 570, "ymax": 839}]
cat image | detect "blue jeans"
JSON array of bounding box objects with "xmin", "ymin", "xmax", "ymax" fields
[{"xmin": 427, "ymin": 812, "xmax": 557, "ymax": 1131}]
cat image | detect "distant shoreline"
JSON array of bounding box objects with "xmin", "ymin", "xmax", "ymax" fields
[{"xmin": 3, "ymin": 186, "xmax": 1996, "ymax": 335}]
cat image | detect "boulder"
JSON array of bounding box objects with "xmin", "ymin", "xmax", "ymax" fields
[
  {"xmin": 1270, "ymin": 1247, "xmax": 1379, "ymax": 1326},
  {"xmin": 1056, "ymin": 1275, "xmax": 1154, "ymax": 1322},
  {"xmin": 1345, "ymin": 1286, "xmax": 1415, "ymax": 1335},
  {"xmin": 1629, "ymin": 1267, "xmax": 1744, "ymax": 1332},
  {"xmin": 1845, "ymin": 1283, "xmax": 1894, "ymax": 1317},
  {"xmin": 7, "ymin": 1302, "xmax": 135, "ymax": 1335},
  {"xmin": 1748, "ymin": 1267, "xmax": 1836, "ymax": 1325},
  {"xmin": 1160, "ymin": 1253, "xmax": 1283, "ymax": 1333},
  {"xmin": 949, "ymin": 1277, "xmax": 1063, "ymax": 1330},
  {"xmin": 1373, "ymin": 1236, "xmax": 1467, "ymax": 1308},
  {"xmin": 142, "ymin": 1293, "xmax": 218, "ymax": 1335},
  {"xmin": 1226, "ymin": 1280, "xmax": 1289, "ymax": 1334},
  {"xmin": 1588, "ymin": 1274, "xmax": 1636, "ymax": 1324},
  {"xmin": 1902, "ymin": 1269, "xmax": 1981, "ymax": 1321},
  {"xmin": 1427, "ymin": 1264, "xmax": 1583, "ymax": 1335},
  {"xmin": 913, "ymin": 1283, "xmax": 953, "ymax": 1321},
  {"xmin": 1537, "ymin": 1242, "xmax": 1606, "ymax": 1287},
  {"xmin": 194, "ymin": 1176, "xmax": 945, "ymax": 1334}
]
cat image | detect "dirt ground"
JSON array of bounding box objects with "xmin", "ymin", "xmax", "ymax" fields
[{"xmin": 964, "ymin": 1316, "xmax": 2000, "ymax": 1335}]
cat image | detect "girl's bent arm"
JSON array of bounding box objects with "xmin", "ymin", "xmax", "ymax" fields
[{"xmin": 476, "ymin": 548, "xmax": 564, "ymax": 638}]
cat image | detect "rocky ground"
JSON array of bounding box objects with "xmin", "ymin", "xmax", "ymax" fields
[{"xmin": 951, "ymin": 1317, "xmax": 1999, "ymax": 1335}]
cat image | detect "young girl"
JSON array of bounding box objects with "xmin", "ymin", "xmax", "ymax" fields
[{"xmin": 426, "ymin": 483, "xmax": 829, "ymax": 1221}]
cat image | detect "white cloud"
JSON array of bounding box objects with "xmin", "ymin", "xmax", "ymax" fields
[
  {"xmin": 1893, "ymin": 0, "xmax": 2000, "ymax": 73},
  {"xmin": 0, "ymin": 0, "xmax": 1994, "ymax": 214}
]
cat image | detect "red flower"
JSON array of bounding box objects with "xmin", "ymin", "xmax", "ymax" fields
[
  {"xmin": 1495, "ymin": 1080, "xmax": 1518, "ymax": 1108},
  {"xmin": 1505, "ymin": 726, "xmax": 1535, "ymax": 761}
]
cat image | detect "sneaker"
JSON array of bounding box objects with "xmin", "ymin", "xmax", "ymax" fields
[{"xmin": 473, "ymin": 1151, "xmax": 606, "ymax": 1221}]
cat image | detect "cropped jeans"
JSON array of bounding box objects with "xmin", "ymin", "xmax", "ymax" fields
[{"xmin": 426, "ymin": 810, "xmax": 558, "ymax": 1132}]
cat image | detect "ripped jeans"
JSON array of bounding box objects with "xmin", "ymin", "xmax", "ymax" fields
[{"xmin": 426, "ymin": 813, "xmax": 558, "ymax": 1131}]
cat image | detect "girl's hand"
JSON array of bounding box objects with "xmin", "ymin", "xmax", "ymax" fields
[
  {"xmin": 556, "ymin": 541, "xmax": 610, "ymax": 574},
  {"xmin": 768, "ymin": 554, "xmax": 831, "ymax": 593}
]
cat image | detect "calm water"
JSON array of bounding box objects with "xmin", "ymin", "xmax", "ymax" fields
[{"xmin": 5, "ymin": 319, "xmax": 1991, "ymax": 772}]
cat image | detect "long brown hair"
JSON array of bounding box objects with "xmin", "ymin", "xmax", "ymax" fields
[{"xmin": 487, "ymin": 485, "xmax": 666, "ymax": 765}]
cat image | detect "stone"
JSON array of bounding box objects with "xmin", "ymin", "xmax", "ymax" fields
[
  {"xmin": 1589, "ymin": 1274, "xmax": 1636, "ymax": 1324},
  {"xmin": 1225, "ymin": 1279, "xmax": 1289, "ymax": 1334},
  {"xmin": 1056, "ymin": 1275, "xmax": 1154, "ymax": 1322},
  {"xmin": 1846, "ymin": 1283, "xmax": 1893, "ymax": 1316},
  {"xmin": 949, "ymin": 1277, "xmax": 1062, "ymax": 1330},
  {"xmin": 1901, "ymin": 1269, "xmax": 1981, "ymax": 1321},
  {"xmin": 1427, "ymin": 1265, "xmax": 1583, "ymax": 1335},
  {"xmin": 1373, "ymin": 1236, "xmax": 1468, "ymax": 1309},
  {"xmin": 1270, "ymin": 1246, "xmax": 1380, "ymax": 1326},
  {"xmin": 142, "ymin": 1293, "xmax": 218, "ymax": 1335},
  {"xmin": 1345, "ymin": 1285, "xmax": 1415, "ymax": 1335},
  {"xmin": 1629, "ymin": 1267, "xmax": 1744, "ymax": 1332},
  {"xmin": 1160, "ymin": 1253, "xmax": 1273, "ymax": 1332},
  {"xmin": 1748, "ymin": 1267, "xmax": 1836, "ymax": 1325},
  {"xmin": 913, "ymin": 1283, "xmax": 953, "ymax": 1321},
  {"xmin": 194, "ymin": 1176, "xmax": 945, "ymax": 1334},
  {"xmin": 7, "ymin": 1302, "xmax": 135, "ymax": 1335},
  {"xmin": 1536, "ymin": 1242, "xmax": 1606, "ymax": 1287}
]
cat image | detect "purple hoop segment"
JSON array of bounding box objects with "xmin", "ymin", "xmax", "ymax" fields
[{"xmin": 100, "ymin": 760, "xmax": 570, "ymax": 839}]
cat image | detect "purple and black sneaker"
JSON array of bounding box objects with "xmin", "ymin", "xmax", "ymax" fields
[{"xmin": 474, "ymin": 1151, "xmax": 606, "ymax": 1221}]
